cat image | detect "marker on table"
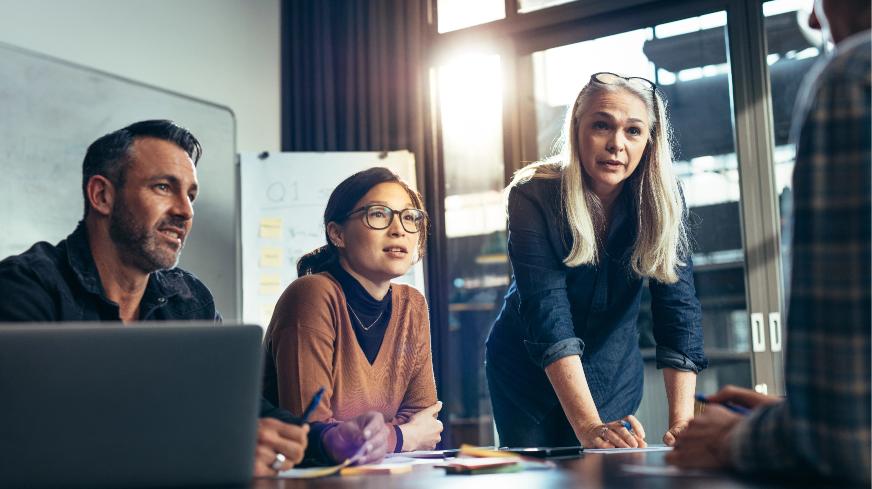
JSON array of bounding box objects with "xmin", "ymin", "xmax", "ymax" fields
[
  {"xmin": 694, "ymin": 393, "xmax": 751, "ymax": 415},
  {"xmin": 300, "ymin": 386, "xmax": 326, "ymax": 423},
  {"xmin": 620, "ymin": 420, "xmax": 636, "ymax": 436}
]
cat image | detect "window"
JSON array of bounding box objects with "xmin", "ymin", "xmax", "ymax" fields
[
  {"xmin": 437, "ymin": 0, "xmax": 505, "ymax": 33},
  {"xmin": 438, "ymin": 53, "xmax": 508, "ymax": 446},
  {"xmin": 518, "ymin": 0, "xmax": 576, "ymax": 14}
]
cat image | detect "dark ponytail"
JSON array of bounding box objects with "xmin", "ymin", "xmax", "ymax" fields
[
  {"xmin": 295, "ymin": 245, "xmax": 337, "ymax": 278},
  {"xmin": 296, "ymin": 167, "xmax": 428, "ymax": 277}
]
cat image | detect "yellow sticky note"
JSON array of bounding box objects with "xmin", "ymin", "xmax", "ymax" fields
[
  {"xmin": 260, "ymin": 247, "xmax": 283, "ymax": 268},
  {"xmin": 260, "ymin": 218, "xmax": 282, "ymax": 238},
  {"xmin": 259, "ymin": 274, "xmax": 282, "ymax": 295},
  {"xmin": 259, "ymin": 302, "xmax": 276, "ymax": 326}
]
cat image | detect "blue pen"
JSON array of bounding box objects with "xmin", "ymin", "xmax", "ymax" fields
[
  {"xmin": 694, "ymin": 393, "xmax": 751, "ymax": 415},
  {"xmin": 620, "ymin": 420, "xmax": 636, "ymax": 435},
  {"xmin": 300, "ymin": 386, "xmax": 326, "ymax": 423}
]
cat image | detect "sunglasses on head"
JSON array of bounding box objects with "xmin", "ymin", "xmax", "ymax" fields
[{"xmin": 590, "ymin": 72, "xmax": 657, "ymax": 92}]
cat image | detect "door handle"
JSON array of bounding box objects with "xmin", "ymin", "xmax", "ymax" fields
[
  {"xmin": 751, "ymin": 312, "xmax": 766, "ymax": 352},
  {"xmin": 768, "ymin": 312, "xmax": 782, "ymax": 352}
]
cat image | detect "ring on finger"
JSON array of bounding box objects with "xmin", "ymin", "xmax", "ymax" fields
[
  {"xmin": 600, "ymin": 426, "xmax": 610, "ymax": 442},
  {"xmin": 270, "ymin": 452, "xmax": 286, "ymax": 471}
]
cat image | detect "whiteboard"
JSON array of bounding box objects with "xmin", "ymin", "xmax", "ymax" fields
[
  {"xmin": 0, "ymin": 42, "xmax": 239, "ymax": 320},
  {"xmin": 239, "ymin": 151, "xmax": 424, "ymax": 327}
]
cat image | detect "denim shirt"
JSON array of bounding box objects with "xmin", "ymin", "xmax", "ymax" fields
[
  {"xmin": 486, "ymin": 177, "xmax": 708, "ymax": 424},
  {"xmin": 0, "ymin": 221, "xmax": 220, "ymax": 322}
]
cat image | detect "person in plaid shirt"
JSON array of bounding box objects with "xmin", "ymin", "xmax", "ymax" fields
[{"xmin": 666, "ymin": 0, "xmax": 870, "ymax": 482}]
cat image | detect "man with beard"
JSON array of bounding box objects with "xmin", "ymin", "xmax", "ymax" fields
[{"xmin": 0, "ymin": 120, "xmax": 389, "ymax": 476}]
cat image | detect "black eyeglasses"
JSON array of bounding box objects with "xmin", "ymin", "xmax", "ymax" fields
[
  {"xmin": 591, "ymin": 72, "xmax": 657, "ymax": 92},
  {"xmin": 342, "ymin": 205, "xmax": 429, "ymax": 233}
]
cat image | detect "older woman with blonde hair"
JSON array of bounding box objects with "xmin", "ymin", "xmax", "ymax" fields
[{"xmin": 486, "ymin": 73, "xmax": 708, "ymax": 449}]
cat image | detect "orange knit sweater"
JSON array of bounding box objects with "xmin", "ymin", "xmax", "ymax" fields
[{"xmin": 262, "ymin": 272, "xmax": 438, "ymax": 452}]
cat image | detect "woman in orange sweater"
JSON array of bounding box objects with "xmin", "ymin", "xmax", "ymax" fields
[{"xmin": 262, "ymin": 167, "xmax": 442, "ymax": 453}]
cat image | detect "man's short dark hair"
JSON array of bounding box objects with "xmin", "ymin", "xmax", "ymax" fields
[{"xmin": 81, "ymin": 120, "xmax": 202, "ymax": 218}]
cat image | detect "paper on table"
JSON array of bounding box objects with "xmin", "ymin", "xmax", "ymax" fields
[
  {"xmin": 275, "ymin": 442, "xmax": 369, "ymax": 479},
  {"xmin": 259, "ymin": 247, "xmax": 283, "ymax": 268},
  {"xmin": 341, "ymin": 462, "xmax": 415, "ymax": 475},
  {"xmin": 259, "ymin": 218, "xmax": 282, "ymax": 238},
  {"xmin": 584, "ymin": 446, "xmax": 673, "ymax": 454},
  {"xmin": 438, "ymin": 457, "xmax": 521, "ymax": 475},
  {"xmin": 386, "ymin": 450, "xmax": 452, "ymax": 459},
  {"xmin": 276, "ymin": 458, "xmax": 353, "ymax": 479},
  {"xmin": 259, "ymin": 275, "xmax": 282, "ymax": 295},
  {"xmin": 384, "ymin": 457, "xmax": 450, "ymax": 466}
]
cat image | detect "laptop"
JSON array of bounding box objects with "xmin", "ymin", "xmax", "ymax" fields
[{"xmin": 0, "ymin": 322, "xmax": 264, "ymax": 489}]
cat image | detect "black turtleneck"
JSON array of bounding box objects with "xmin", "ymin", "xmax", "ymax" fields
[{"xmin": 328, "ymin": 262, "xmax": 391, "ymax": 364}]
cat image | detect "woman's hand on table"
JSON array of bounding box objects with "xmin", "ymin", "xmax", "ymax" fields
[
  {"xmin": 665, "ymin": 404, "xmax": 742, "ymax": 469},
  {"xmin": 399, "ymin": 401, "xmax": 443, "ymax": 451},
  {"xmin": 580, "ymin": 415, "xmax": 647, "ymax": 448},
  {"xmin": 662, "ymin": 419, "xmax": 689, "ymax": 446}
]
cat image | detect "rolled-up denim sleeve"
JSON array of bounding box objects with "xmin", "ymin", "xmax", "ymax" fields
[
  {"xmin": 649, "ymin": 252, "xmax": 708, "ymax": 372},
  {"xmin": 507, "ymin": 185, "xmax": 583, "ymax": 369}
]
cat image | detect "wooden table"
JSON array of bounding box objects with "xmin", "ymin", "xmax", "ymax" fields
[{"xmin": 246, "ymin": 451, "xmax": 854, "ymax": 489}]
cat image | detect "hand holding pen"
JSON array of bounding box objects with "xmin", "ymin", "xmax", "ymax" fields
[
  {"xmin": 303, "ymin": 387, "xmax": 391, "ymax": 466},
  {"xmin": 322, "ymin": 412, "xmax": 390, "ymax": 466},
  {"xmin": 694, "ymin": 385, "xmax": 783, "ymax": 417},
  {"xmin": 694, "ymin": 393, "xmax": 751, "ymax": 416},
  {"xmin": 300, "ymin": 386, "xmax": 326, "ymax": 423},
  {"xmin": 595, "ymin": 415, "xmax": 646, "ymax": 448}
]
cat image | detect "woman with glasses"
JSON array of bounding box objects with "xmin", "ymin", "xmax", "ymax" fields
[
  {"xmin": 262, "ymin": 167, "xmax": 442, "ymax": 454},
  {"xmin": 486, "ymin": 73, "xmax": 708, "ymax": 449}
]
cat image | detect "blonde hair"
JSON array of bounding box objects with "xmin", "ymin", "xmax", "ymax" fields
[{"xmin": 506, "ymin": 78, "xmax": 689, "ymax": 283}]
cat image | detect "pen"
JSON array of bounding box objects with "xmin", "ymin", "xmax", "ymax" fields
[
  {"xmin": 300, "ymin": 386, "xmax": 326, "ymax": 423},
  {"xmin": 620, "ymin": 420, "xmax": 636, "ymax": 436},
  {"xmin": 694, "ymin": 393, "xmax": 751, "ymax": 415},
  {"xmin": 348, "ymin": 439, "xmax": 369, "ymax": 464}
]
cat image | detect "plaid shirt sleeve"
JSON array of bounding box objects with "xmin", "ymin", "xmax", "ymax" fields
[{"xmin": 729, "ymin": 34, "xmax": 871, "ymax": 482}]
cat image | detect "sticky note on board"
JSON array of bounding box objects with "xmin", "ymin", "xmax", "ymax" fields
[
  {"xmin": 260, "ymin": 218, "xmax": 282, "ymax": 238},
  {"xmin": 260, "ymin": 247, "xmax": 283, "ymax": 268},
  {"xmin": 260, "ymin": 302, "xmax": 276, "ymax": 326},
  {"xmin": 259, "ymin": 274, "xmax": 282, "ymax": 295}
]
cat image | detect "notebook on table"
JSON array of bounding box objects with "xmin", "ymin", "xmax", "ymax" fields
[{"xmin": 0, "ymin": 322, "xmax": 264, "ymax": 489}]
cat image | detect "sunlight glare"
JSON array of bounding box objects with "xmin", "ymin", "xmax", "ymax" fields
[
  {"xmin": 656, "ymin": 10, "xmax": 726, "ymax": 39},
  {"xmin": 534, "ymin": 29, "xmax": 654, "ymax": 107},
  {"xmin": 678, "ymin": 67, "xmax": 703, "ymax": 82},
  {"xmin": 438, "ymin": 0, "xmax": 505, "ymax": 33},
  {"xmin": 763, "ymin": 0, "xmax": 809, "ymax": 17},
  {"xmin": 699, "ymin": 11, "xmax": 727, "ymax": 29},
  {"xmin": 795, "ymin": 47, "xmax": 819, "ymax": 59}
]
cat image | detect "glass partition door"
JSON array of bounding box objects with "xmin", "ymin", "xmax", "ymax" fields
[{"xmin": 761, "ymin": 0, "xmax": 825, "ymax": 324}]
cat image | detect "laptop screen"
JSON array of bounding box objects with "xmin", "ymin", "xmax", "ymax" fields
[{"xmin": 0, "ymin": 322, "xmax": 263, "ymax": 489}]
